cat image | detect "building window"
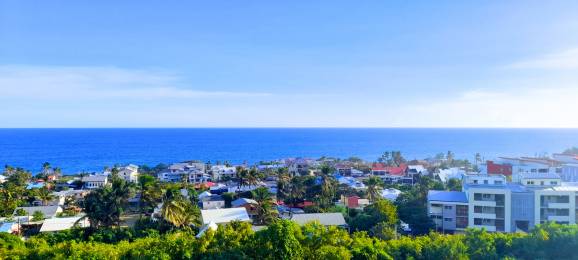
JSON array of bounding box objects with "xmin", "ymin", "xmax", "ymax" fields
[
  {"xmin": 444, "ymin": 205, "xmax": 452, "ymax": 210},
  {"xmin": 456, "ymin": 217, "xmax": 468, "ymax": 228},
  {"xmin": 444, "ymin": 218, "xmax": 452, "ymax": 222},
  {"xmin": 474, "ymin": 218, "xmax": 482, "ymax": 225},
  {"xmin": 495, "ymin": 181, "xmax": 503, "ymax": 185},
  {"xmin": 541, "ymin": 181, "xmax": 545, "ymax": 185},
  {"xmin": 473, "ymin": 180, "xmax": 478, "ymax": 184},
  {"xmin": 484, "ymin": 180, "xmax": 489, "ymax": 184},
  {"xmin": 456, "ymin": 205, "xmax": 468, "ymax": 216},
  {"xmin": 551, "ymin": 181, "xmax": 557, "ymax": 185}
]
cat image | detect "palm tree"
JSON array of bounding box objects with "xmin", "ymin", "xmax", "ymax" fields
[
  {"xmin": 36, "ymin": 187, "xmax": 55, "ymax": 206},
  {"xmin": 246, "ymin": 167, "xmax": 263, "ymax": 188},
  {"xmin": 42, "ymin": 162, "xmax": 51, "ymax": 174},
  {"xmin": 252, "ymin": 187, "xmax": 277, "ymax": 225},
  {"xmin": 289, "ymin": 177, "xmax": 305, "ymax": 207},
  {"xmin": 276, "ymin": 168, "xmax": 291, "ymax": 200},
  {"xmin": 161, "ymin": 189, "xmax": 200, "ymax": 229},
  {"xmin": 447, "ymin": 151, "xmax": 455, "ymax": 165},
  {"xmin": 236, "ymin": 167, "xmax": 246, "ymax": 189},
  {"xmin": 475, "ymin": 153, "xmax": 482, "ymax": 165},
  {"xmin": 318, "ymin": 165, "xmax": 336, "ymax": 208},
  {"xmin": 364, "ymin": 176, "xmax": 383, "ymax": 202}
]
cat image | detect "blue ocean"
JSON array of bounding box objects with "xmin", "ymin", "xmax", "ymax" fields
[{"xmin": 0, "ymin": 128, "xmax": 577, "ymax": 174}]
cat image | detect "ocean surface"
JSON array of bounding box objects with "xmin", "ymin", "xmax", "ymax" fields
[{"xmin": 0, "ymin": 128, "xmax": 577, "ymax": 174}]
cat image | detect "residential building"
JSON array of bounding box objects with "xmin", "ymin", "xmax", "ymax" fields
[
  {"xmin": 560, "ymin": 164, "xmax": 578, "ymax": 182},
  {"xmin": 231, "ymin": 198, "xmax": 258, "ymax": 218},
  {"xmin": 427, "ymin": 190, "xmax": 469, "ymax": 233},
  {"xmin": 497, "ymin": 157, "xmax": 561, "ymax": 183},
  {"xmin": 211, "ymin": 165, "xmax": 236, "ymax": 181},
  {"xmin": 39, "ymin": 216, "xmax": 88, "ymax": 232},
  {"xmin": 200, "ymin": 208, "xmax": 251, "ymax": 225},
  {"xmin": 158, "ymin": 162, "xmax": 211, "ymax": 184},
  {"xmin": 427, "ymin": 173, "xmax": 578, "ymax": 233},
  {"xmin": 435, "ymin": 168, "xmax": 466, "ymax": 183},
  {"xmin": 13, "ymin": 205, "xmax": 63, "ymax": 219},
  {"xmin": 372, "ymin": 163, "xmax": 411, "ymax": 184},
  {"xmin": 480, "ymin": 161, "xmax": 512, "ymax": 176},
  {"xmin": 408, "ymin": 165, "xmax": 429, "ymax": 176},
  {"xmin": 334, "ymin": 162, "xmax": 354, "ymax": 175},
  {"xmin": 105, "ymin": 164, "xmax": 139, "ymax": 183},
  {"xmin": 290, "ymin": 213, "xmax": 348, "ymax": 228},
  {"xmin": 553, "ymin": 153, "xmax": 578, "ymax": 164},
  {"xmin": 286, "ymin": 158, "xmax": 315, "ymax": 176},
  {"xmin": 82, "ymin": 175, "xmax": 108, "ymax": 189},
  {"xmin": 201, "ymin": 194, "xmax": 225, "ymax": 210}
]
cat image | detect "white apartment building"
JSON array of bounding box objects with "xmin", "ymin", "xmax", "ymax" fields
[
  {"xmin": 210, "ymin": 165, "xmax": 236, "ymax": 180},
  {"xmin": 158, "ymin": 162, "xmax": 211, "ymax": 184},
  {"xmin": 428, "ymin": 173, "xmax": 578, "ymax": 233},
  {"xmin": 497, "ymin": 157, "xmax": 561, "ymax": 183}
]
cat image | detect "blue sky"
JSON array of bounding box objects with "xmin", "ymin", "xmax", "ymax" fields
[{"xmin": 1, "ymin": 1, "xmax": 578, "ymax": 127}]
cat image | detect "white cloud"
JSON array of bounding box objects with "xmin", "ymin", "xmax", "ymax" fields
[
  {"xmin": 0, "ymin": 65, "xmax": 271, "ymax": 100},
  {"xmin": 505, "ymin": 48, "xmax": 578, "ymax": 70},
  {"xmin": 396, "ymin": 86, "xmax": 578, "ymax": 128}
]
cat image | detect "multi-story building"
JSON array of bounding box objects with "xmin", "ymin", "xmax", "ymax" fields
[
  {"xmin": 105, "ymin": 164, "xmax": 139, "ymax": 183},
  {"xmin": 158, "ymin": 162, "xmax": 211, "ymax": 184},
  {"xmin": 427, "ymin": 190, "xmax": 469, "ymax": 233},
  {"xmin": 464, "ymin": 174, "xmax": 511, "ymax": 232},
  {"xmin": 428, "ymin": 173, "xmax": 578, "ymax": 233},
  {"xmin": 287, "ymin": 158, "xmax": 315, "ymax": 176},
  {"xmin": 497, "ymin": 157, "xmax": 561, "ymax": 183},
  {"xmin": 210, "ymin": 165, "xmax": 236, "ymax": 181}
]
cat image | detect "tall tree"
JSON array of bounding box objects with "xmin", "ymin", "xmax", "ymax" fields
[
  {"xmin": 36, "ymin": 187, "xmax": 55, "ymax": 206},
  {"xmin": 251, "ymin": 187, "xmax": 277, "ymax": 225},
  {"xmin": 161, "ymin": 189, "xmax": 200, "ymax": 229},
  {"xmin": 364, "ymin": 176, "xmax": 383, "ymax": 202},
  {"xmin": 318, "ymin": 165, "xmax": 336, "ymax": 209}
]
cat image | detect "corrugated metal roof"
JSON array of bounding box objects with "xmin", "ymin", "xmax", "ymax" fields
[
  {"xmin": 290, "ymin": 213, "xmax": 347, "ymax": 226},
  {"xmin": 39, "ymin": 216, "xmax": 87, "ymax": 232},
  {"xmin": 201, "ymin": 208, "xmax": 251, "ymax": 225}
]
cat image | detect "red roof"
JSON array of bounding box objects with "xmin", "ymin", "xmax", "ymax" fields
[
  {"xmin": 372, "ymin": 163, "xmax": 408, "ymax": 176},
  {"xmin": 486, "ymin": 161, "xmax": 512, "ymax": 176}
]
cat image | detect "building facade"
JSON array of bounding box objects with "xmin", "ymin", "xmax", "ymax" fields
[{"xmin": 428, "ymin": 173, "xmax": 578, "ymax": 233}]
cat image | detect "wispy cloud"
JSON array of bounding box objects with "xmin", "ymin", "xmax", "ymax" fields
[
  {"xmin": 0, "ymin": 65, "xmax": 272, "ymax": 100},
  {"xmin": 398, "ymin": 86, "xmax": 578, "ymax": 128},
  {"xmin": 505, "ymin": 48, "xmax": 578, "ymax": 70}
]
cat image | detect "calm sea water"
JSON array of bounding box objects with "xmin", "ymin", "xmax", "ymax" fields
[{"xmin": 0, "ymin": 128, "xmax": 577, "ymax": 174}]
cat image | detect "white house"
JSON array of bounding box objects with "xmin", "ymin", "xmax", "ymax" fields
[
  {"xmin": 82, "ymin": 175, "xmax": 108, "ymax": 189},
  {"xmin": 159, "ymin": 162, "xmax": 210, "ymax": 184},
  {"xmin": 211, "ymin": 165, "xmax": 236, "ymax": 180},
  {"xmin": 106, "ymin": 164, "xmax": 139, "ymax": 183}
]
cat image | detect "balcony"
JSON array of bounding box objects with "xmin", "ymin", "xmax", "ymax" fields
[
  {"xmin": 473, "ymin": 212, "xmax": 497, "ymax": 219},
  {"xmin": 473, "ymin": 200, "xmax": 497, "ymax": 207},
  {"xmin": 543, "ymin": 202, "xmax": 571, "ymax": 209},
  {"xmin": 548, "ymin": 215, "xmax": 570, "ymax": 222}
]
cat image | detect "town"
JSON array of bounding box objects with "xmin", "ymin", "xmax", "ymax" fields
[{"xmin": 1, "ymin": 148, "xmax": 578, "ymax": 258}]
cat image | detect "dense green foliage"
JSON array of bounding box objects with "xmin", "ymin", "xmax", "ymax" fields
[{"xmin": 2, "ymin": 221, "xmax": 578, "ymax": 259}]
